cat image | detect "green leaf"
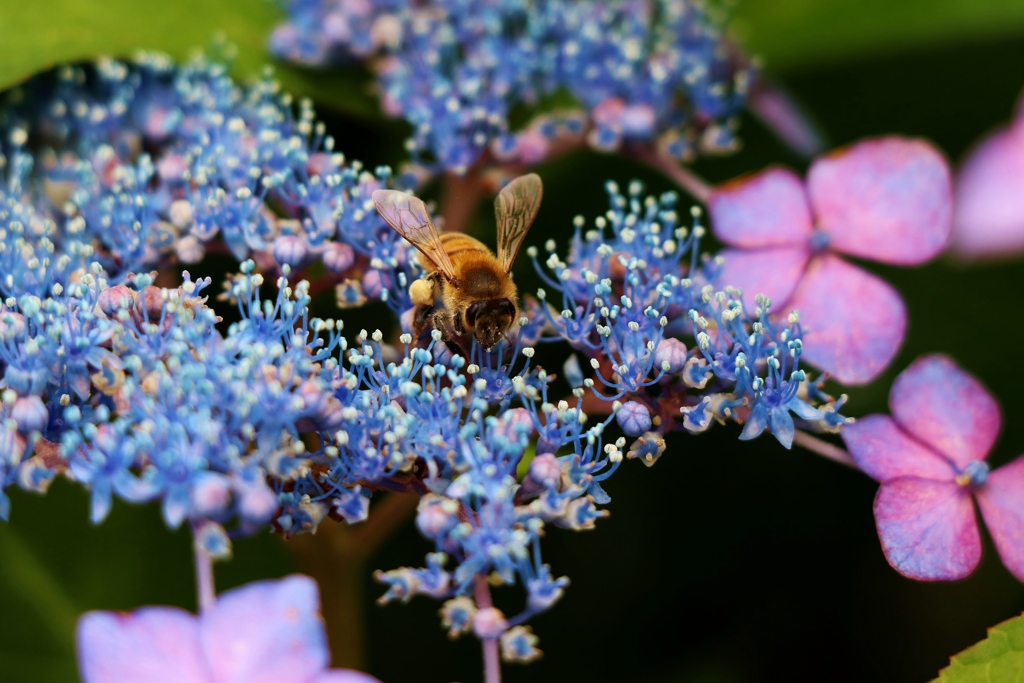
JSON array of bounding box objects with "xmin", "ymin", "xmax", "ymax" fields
[
  {"xmin": 0, "ymin": 652, "xmax": 77, "ymax": 683},
  {"xmin": 934, "ymin": 612, "xmax": 1024, "ymax": 682},
  {"xmin": 731, "ymin": 0, "xmax": 1024, "ymax": 72},
  {"xmin": 0, "ymin": 0, "xmax": 379, "ymax": 117},
  {"xmin": 516, "ymin": 442, "xmax": 537, "ymax": 481},
  {"xmin": 0, "ymin": 523, "xmax": 78, "ymax": 652}
]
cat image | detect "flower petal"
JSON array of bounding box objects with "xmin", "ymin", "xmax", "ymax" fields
[
  {"xmin": 708, "ymin": 167, "xmax": 814, "ymax": 248},
  {"xmin": 841, "ymin": 414, "xmax": 954, "ymax": 483},
  {"xmin": 201, "ymin": 575, "xmax": 329, "ymax": 683},
  {"xmin": 950, "ymin": 123, "xmax": 1024, "ymax": 260},
  {"xmin": 976, "ymin": 455, "xmax": 1024, "ymax": 582},
  {"xmin": 310, "ymin": 672, "xmax": 383, "ymax": 683},
  {"xmin": 874, "ymin": 477, "xmax": 980, "ymax": 581},
  {"xmin": 713, "ymin": 246, "xmax": 809, "ymax": 313},
  {"xmin": 78, "ymin": 607, "xmax": 209, "ymax": 683},
  {"xmin": 889, "ymin": 354, "xmax": 1001, "ymax": 469},
  {"xmin": 808, "ymin": 137, "xmax": 951, "ymax": 264},
  {"xmin": 785, "ymin": 254, "xmax": 905, "ymax": 385}
]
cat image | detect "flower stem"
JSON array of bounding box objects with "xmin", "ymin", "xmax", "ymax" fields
[
  {"xmin": 630, "ymin": 147, "xmax": 712, "ymax": 204},
  {"xmin": 792, "ymin": 430, "xmax": 858, "ymax": 469},
  {"xmin": 474, "ymin": 577, "xmax": 502, "ymax": 683},
  {"xmin": 193, "ymin": 532, "xmax": 216, "ymax": 614},
  {"xmin": 748, "ymin": 78, "xmax": 825, "ymax": 159}
]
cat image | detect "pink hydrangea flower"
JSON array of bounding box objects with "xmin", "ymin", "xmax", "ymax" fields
[
  {"xmin": 708, "ymin": 137, "xmax": 952, "ymax": 385},
  {"xmin": 841, "ymin": 355, "xmax": 1024, "ymax": 582},
  {"xmin": 951, "ymin": 90, "xmax": 1024, "ymax": 259},
  {"xmin": 77, "ymin": 575, "xmax": 381, "ymax": 683}
]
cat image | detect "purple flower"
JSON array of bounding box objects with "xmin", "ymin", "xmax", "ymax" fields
[
  {"xmin": 708, "ymin": 136, "xmax": 952, "ymax": 385},
  {"xmin": 950, "ymin": 89, "xmax": 1024, "ymax": 259},
  {"xmin": 841, "ymin": 355, "xmax": 1024, "ymax": 582},
  {"xmin": 77, "ymin": 574, "xmax": 381, "ymax": 683}
]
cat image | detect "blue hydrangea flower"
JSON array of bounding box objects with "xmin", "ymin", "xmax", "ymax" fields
[
  {"xmin": 0, "ymin": 53, "xmax": 852, "ymax": 661},
  {"xmin": 271, "ymin": 0, "xmax": 752, "ymax": 172}
]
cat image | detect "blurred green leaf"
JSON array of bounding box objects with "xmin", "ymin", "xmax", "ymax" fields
[
  {"xmin": 732, "ymin": 0, "xmax": 1024, "ymax": 71},
  {"xmin": 0, "ymin": 653, "xmax": 76, "ymax": 683},
  {"xmin": 0, "ymin": 524, "xmax": 77, "ymax": 650},
  {"xmin": 934, "ymin": 612, "xmax": 1024, "ymax": 682},
  {"xmin": 0, "ymin": 0, "xmax": 378, "ymax": 117}
]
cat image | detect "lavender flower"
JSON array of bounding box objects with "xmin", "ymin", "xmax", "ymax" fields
[{"xmin": 77, "ymin": 574, "xmax": 380, "ymax": 683}]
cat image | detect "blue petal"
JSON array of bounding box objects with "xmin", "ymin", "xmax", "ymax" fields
[
  {"xmin": 90, "ymin": 480, "xmax": 113, "ymax": 524},
  {"xmin": 588, "ymin": 480, "xmax": 611, "ymax": 505},
  {"xmin": 769, "ymin": 407, "xmax": 795, "ymax": 449},
  {"xmin": 740, "ymin": 403, "xmax": 769, "ymax": 441}
]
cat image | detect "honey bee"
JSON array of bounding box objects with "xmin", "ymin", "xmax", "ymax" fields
[{"xmin": 372, "ymin": 173, "xmax": 543, "ymax": 351}]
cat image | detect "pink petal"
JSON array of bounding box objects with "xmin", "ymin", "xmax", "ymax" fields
[
  {"xmin": 976, "ymin": 456, "xmax": 1024, "ymax": 583},
  {"xmin": 713, "ymin": 246, "xmax": 809, "ymax": 314},
  {"xmin": 874, "ymin": 477, "xmax": 981, "ymax": 581},
  {"xmin": 889, "ymin": 354, "xmax": 1001, "ymax": 470},
  {"xmin": 708, "ymin": 167, "xmax": 814, "ymax": 248},
  {"xmin": 78, "ymin": 607, "xmax": 210, "ymax": 683},
  {"xmin": 201, "ymin": 575, "xmax": 329, "ymax": 683},
  {"xmin": 785, "ymin": 254, "xmax": 906, "ymax": 385},
  {"xmin": 310, "ymin": 673, "xmax": 383, "ymax": 683},
  {"xmin": 808, "ymin": 137, "xmax": 952, "ymax": 264},
  {"xmin": 950, "ymin": 123, "xmax": 1024, "ymax": 259},
  {"xmin": 841, "ymin": 414, "xmax": 954, "ymax": 483}
]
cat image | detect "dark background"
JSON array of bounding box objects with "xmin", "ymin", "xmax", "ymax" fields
[{"xmin": 2, "ymin": 12, "xmax": 1024, "ymax": 683}]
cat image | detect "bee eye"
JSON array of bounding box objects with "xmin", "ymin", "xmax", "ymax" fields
[{"xmin": 466, "ymin": 300, "xmax": 488, "ymax": 325}]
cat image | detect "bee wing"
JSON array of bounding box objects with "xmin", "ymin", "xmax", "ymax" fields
[
  {"xmin": 494, "ymin": 173, "xmax": 543, "ymax": 273},
  {"xmin": 372, "ymin": 189, "xmax": 459, "ymax": 284}
]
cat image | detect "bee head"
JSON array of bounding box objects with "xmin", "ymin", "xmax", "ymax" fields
[{"xmin": 466, "ymin": 298, "xmax": 516, "ymax": 350}]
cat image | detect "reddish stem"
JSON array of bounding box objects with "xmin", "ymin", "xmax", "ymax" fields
[
  {"xmin": 474, "ymin": 576, "xmax": 502, "ymax": 683},
  {"xmin": 748, "ymin": 79, "xmax": 825, "ymax": 159},
  {"xmin": 631, "ymin": 147, "xmax": 712, "ymax": 203},
  {"xmin": 192, "ymin": 530, "xmax": 216, "ymax": 614},
  {"xmin": 792, "ymin": 430, "xmax": 858, "ymax": 469}
]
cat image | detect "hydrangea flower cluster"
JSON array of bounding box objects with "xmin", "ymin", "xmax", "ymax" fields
[
  {"xmin": 527, "ymin": 179, "xmax": 849, "ymax": 450},
  {"xmin": 0, "ymin": 51, "xmax": 853, "ymax": 669},
  {"xmin": 271, "ymin": 0, "xmax": 752, "ymax": 173},
  {"xmin": 0, "ymin": 52, "xmax": 415, "ymax": 304}
]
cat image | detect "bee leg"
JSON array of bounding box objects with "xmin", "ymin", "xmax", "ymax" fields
[
  {"xmin": 431, "ymin": 310, "xmax": 453, "ymax": 341},
  {"xmin": 413, "ymin": 304, "xmax": 434, "ymax": 332},
  {"xmin": 450, "ymin": 309, "xmax": 465, "ymax": 336}
]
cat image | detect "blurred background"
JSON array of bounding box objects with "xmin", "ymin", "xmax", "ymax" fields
[{"xmin": 1, "ymin": 1, "xmax": 1024, "ymax": 681}]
